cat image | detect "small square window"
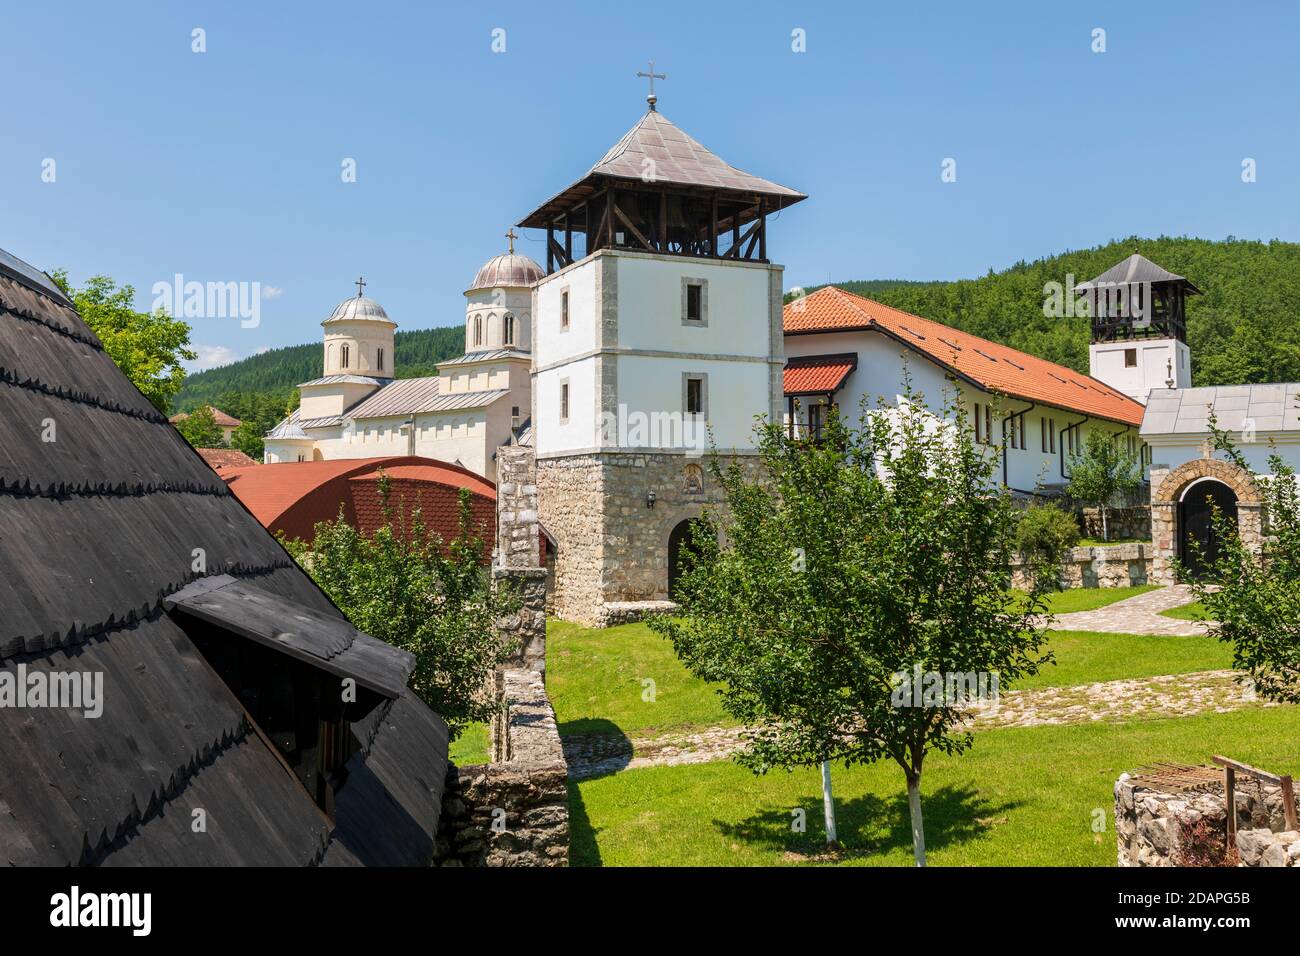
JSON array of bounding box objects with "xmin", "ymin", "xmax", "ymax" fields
[
  {"xmin": 1124, "ymin": 348, "xmax": 1137, "ymax": 368},
  {"xmin": 681, "ymin": 278, "xmax": 708, "ymax": 326}
]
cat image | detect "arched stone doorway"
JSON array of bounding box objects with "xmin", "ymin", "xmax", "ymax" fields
[
  {"xmin": 1151, "ymin": 457, "xmax": 1262, "ymax": 584},
  {"xmin": 1177, "ymin": 479, "xmax": 1238, "ymax": 579},
  {"xmin": 668, "ymin": 518, "xmax": 701, "ymax": 600}
]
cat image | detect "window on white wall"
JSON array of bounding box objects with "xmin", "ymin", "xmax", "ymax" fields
[
  {"xmin": 377, "ymin": 347, "xmax": 385, "ymax": 372},
  {"xmin": 474, "ymin": 316, "xmax": 483, "ymax": 347},
  {"xmin": 341, "ymin": 344, "xmax": 350, "ymax": 369},
  {"xmin": 560, "ymin": 289, "xmax": 570, "ymax": 330},
  {"xmin": 504, "ymin": 313, "xmax": 515, "ymax": 346},
  {"xmin": 560, "ymin": 380, "xmax": 570, "ymax": 422}
]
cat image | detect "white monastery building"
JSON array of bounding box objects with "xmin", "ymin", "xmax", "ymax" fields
[
  {"xmin": 263, "ymin": 82, "xmax": 1299, "ymax": 621},
  {"xmin": 264, "ymin": 251, "xmax": 539, "ymax": 481}
]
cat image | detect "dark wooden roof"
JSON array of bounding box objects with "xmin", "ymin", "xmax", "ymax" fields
[
  {"xmin": 0, "ymin": 251, "xmax": 448, "ymax": 866},
  {"xmin": 1076, "ymin": 253, "xmax": 1203, "ymax": 295},
  {"xmin": 518, "ymin": 109, "xmax": 806, "ymax": 229}
]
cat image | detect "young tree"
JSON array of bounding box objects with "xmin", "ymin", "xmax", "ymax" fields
[
  {"xmin": 50, "ymin": 270, "xmax": 195, "ymax": 414},
  {"xmin": 1184, "ymin": 420, "xmax": 1300, "ymax": 704},
  {"xmin": 228, "ymin": 418, "xmax": 265, "ymax": 459},
  {"xmin": 652, "ymin": 386, "xmax": 1054, "ymax": 865},
  {"xmin": 282, "ymin": 480, "xmax": 520, "ymax": 738},
  {"xmin": 175, "ymin": 405, "xmax": 225, "ymax": 448},
  {"xmin": 1067, "ymin": 429, "xmax": 1140, "ymax": 542}
]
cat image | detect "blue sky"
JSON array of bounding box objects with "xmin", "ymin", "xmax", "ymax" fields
[{"xmin": 4, "ymin": 1, "xmax": 1298, "ymax": 370}]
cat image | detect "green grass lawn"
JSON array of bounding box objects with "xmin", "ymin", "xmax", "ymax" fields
[
  {"xmin": 1007, "ymin": 584, "xmax": 1157, "ymax": 615},
  {"xmin": 568, "ymin": 706, "xmax": 1300, "ymax": 867},
  {"xmin": 1013, "ymin": 629, "xmax": 1230, "ymax": 690},
  {"xmin": 1076, "ymin": 537, "xmax": 1152, "ymax": 547},
  {"xmin": 546, "ymin": 612, "xmax": 1232, "ymax": 741},
  {"xmin": 1161, "ymin": 600, "xmax": 1211, "ymax": 621},
  {"xmin": 449, "ymin": 721, "xmax": 489, "ymax": 765}
]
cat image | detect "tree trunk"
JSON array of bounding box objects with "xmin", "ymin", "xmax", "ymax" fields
[
  {"xmin": 1101, "ymin": 504, "xmax": 1109, "ymax": 542},
  {"xmin": 821, "ymin": 760, "xmax": 839, "ymax": 847},
  {"xmin": 906, "ymin": 773, "xmax": 926, "ymax": 867}
]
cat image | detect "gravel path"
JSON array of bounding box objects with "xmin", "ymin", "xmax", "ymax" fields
[
  {"xmin": 562, "ymin": 667, "xmax": 1264, "ymax": 780},
  {"xmin": 1041, "ymin": 584, "xmax": 1211, "ymax": 636}
]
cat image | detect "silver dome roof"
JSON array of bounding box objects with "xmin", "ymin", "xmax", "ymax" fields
[
  {"xmin": 322, "ymin": 294, "xmax": 393, "ymax": 325},
  {"xmin": 469, "ymin": 253, "xmax": 544, "ymax": 292}
]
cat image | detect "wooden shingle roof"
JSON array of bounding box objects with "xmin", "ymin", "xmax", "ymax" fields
[
  {"xmin": 519, "ymin": 110, "xmax": 806, "ymax": 229},
  {"xmin": 0, "ymin": 249, "xmax": 449, "ymax": 866}
]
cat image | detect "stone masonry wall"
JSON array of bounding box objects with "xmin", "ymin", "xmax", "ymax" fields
[
  {"xmin": 1115, "ymin": 771, "xmax": 1297, "ymax": 866},
  {"xmin": 1081, "ymin": 506, "xmax": 1150, "ymax": 542},
  {"xmin": 1011, "ymin": 543, "xmax": 1153, "ymax": 590},
  {"xmin": 1149, "ymin": 457, "xmax": 1264, "ymax": 585},
  {"xmin": 433, "ymin": 669, "xmax": 569, "ymax": 866},
  {"xmin": 494, "ymin": 446, "xmax": 547, "ymax": 672},
  {"xmin": 538, "ymin": 451, "xmax": 764, "ymax": 626}
]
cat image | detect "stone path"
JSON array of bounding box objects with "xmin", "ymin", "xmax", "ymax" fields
[
  {"xmin": 562, "ymin": 667, "xmax": 1264, "ymax": 780},
  {"xmin": 1042, "ymin": 584, "xmax": 1211, "ymax": 636}
]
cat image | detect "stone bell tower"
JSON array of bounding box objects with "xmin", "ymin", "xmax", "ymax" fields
[
  {"xmin": 1077, "ymin": 253, "xmax": 1197, "ymax": 404},
  {"xmin": 518, "ymin": 76, "xmax": 805, "ymax": 625}
]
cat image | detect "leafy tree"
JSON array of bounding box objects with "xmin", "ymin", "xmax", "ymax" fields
[
  {"xmin": 175, "ymin": 405, "xmax": 225, "ymax": 448},
  {"xmin": 282, "ymin": 480, "xmax": 519, "ymax": 738},
  {"xmin": 229, "ymin": 419, "xmax": 265, "ymax": 460},
  {"xmin": 1183, "ymin": 420, "xmax": 1300, "ymax": 704},
  {"xmin": 652, "ymin": 386, "xmax": 1054, "ymax": 865},
  {"xmin": 50, "ymin": 270, "xmax": 195, "ymax": 414},
  {"xmin": 1014, "ymin": 501, "xmax": 1080, "ymax": 589},
  {"xmin": 1067, "ymin": 430, "xmax": 1140, "ymax": 541}
]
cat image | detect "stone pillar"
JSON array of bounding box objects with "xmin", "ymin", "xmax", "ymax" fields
[
  {"xmin": 1147, "ymin": 465, "xmax": 1176, "ymax": 584},
  {"xmin": 494, "ymin": 444, "xmax": 547, "ymax": 671}
]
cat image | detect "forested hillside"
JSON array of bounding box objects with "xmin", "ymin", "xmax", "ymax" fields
[
  {"xmin": 174, "ymin": 326, "xmax": 465, "ymax": 412},
  {"xmin": 803, "ymin": 236, "xmax": 1300, "ymax": 387}
]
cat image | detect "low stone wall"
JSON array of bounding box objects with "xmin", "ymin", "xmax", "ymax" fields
[
  {"xmin": 433, "ymin": 669, "xmax": 569, "ymax": 866},
  {"xmin": 1081, "ymin": 506, "xmax": 1150, "ymax": 542},
  {"xmin": 602, "ymin": 600, "xmax": 677, "ymax": 626},
  {"xmin": 1012, "ymin": 543, "xmax": 1153, "ymax": 589},
  {"xmin": 1115, "ymin": 771, "xmax": 1295, "ymax": 866}
]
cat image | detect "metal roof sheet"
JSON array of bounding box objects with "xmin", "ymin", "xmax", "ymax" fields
[{"xmin": 1140, "ymin": 384, "xmax": 1300, "ymax": 436}]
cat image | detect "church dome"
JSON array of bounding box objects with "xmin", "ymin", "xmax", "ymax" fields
[
  {"xmin": 469, "ymin": 253, "xmax": 544, "ymax": 292},
  {"xmin": 323, "ymin": 293, "xmax": 393, "ymax": 325}
]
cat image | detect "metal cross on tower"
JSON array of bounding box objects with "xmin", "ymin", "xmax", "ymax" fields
[
  {"xmin": 504, "ymin": 228, "xmax": 517, "ymax": 255},
  {"xmin": 636, "ymin": 60, "xmax": 666, "ymax": 111},
  {"xmin": 355, "ymin": 276, "xmax": 366, "ymax": 297}
]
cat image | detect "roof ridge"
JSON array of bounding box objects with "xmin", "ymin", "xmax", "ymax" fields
[
  {"xmin": 829, "ymin": 286, "xmax": 1141, "ymax": 406},
  {"xmin": 0, "ymin": 475, "xmax": 231, "ymax": 501}
]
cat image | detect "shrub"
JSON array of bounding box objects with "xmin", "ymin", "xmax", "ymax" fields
[{"xmin": 1014, "ymin": 502, "xmax": 1080, "ymax": 588}]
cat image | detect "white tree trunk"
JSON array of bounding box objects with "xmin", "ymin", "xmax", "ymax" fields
[
  {"xmin": 821, "ymin": 760, "xmax": 838, "ymax": 846},
  {"xmin": 907, "ymin": 775, "xmax": 926, "ymax": 867},
  {"xmin": 1101, "ymin": 505, "xmax": 1109, "ymax": 542}
]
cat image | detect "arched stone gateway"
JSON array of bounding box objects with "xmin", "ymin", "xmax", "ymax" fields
[{"xmin": 1149, "ymin": 457, "xmax": 1263, "ymax": 584}]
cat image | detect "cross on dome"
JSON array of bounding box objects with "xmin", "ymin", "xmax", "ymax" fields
[
  {"xmin": 636, "ymin": 60, "xmax": 666, "ymax": 111},
  {"xmin": 355, "ymin": 276, "xmax": 366, "ymax": 297}
]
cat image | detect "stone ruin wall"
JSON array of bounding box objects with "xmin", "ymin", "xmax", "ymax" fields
[
  {"xmin": 433, "ymin": 668, "xmax": 569, "ymax": 867},
  {"xmin": 1115, "ymin": 772, "xmax": 1300, "ymax": 867}
]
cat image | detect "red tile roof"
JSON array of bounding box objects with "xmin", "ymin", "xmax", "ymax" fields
[
  {"xmin": 169, "ymin": 406, "xmax": 242, "ymax": 428},
  {"xmin": 783, "ymin": 353, "xmax": 857, "ymax": 395},
  {"xmin": 197, "ymin": 447, "xmax": 259, "ymax": 470},
  {"xmin": 221, "ymin": 456, "xmax": 496, "ymax": 545},
  {"xmin": 784, "ymin": 286, "xmax": 1144, "ymax": 426}
]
